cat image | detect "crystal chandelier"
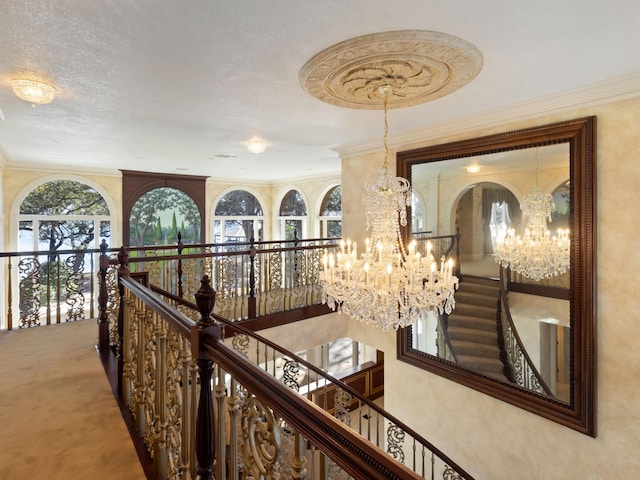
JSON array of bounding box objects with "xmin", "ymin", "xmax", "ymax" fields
[
  {"xmin": 321, "ymin": 86, "xmax": 458, "ymax": 331},
  {"xmin": 494, "ymin": 155, "xmax": 570, "ymax": 281},
  {"xmin": 11, "ymin": 78, "xmax": 56, "ymax": 105}
]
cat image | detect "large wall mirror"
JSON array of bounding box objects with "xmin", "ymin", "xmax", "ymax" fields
[{"xmin": 396, "ymin": 117, "xmax": 596, "ymax": 436}]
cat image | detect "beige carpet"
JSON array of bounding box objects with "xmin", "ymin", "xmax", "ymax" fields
[{"xmin": 0, "ymin": 320, "xmax": 145, "ymax": 480}]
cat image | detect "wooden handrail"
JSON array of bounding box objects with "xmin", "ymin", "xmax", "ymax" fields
[
  {"xmin": 120, "ymin": 276, "xmax": 425, "ymax": 479},
  {"xmin": 131, "ymin": 277, "xmax": 474, "ymax": 479},
  {"xmin": 203, "ymin": 338, "xmax": 423, "ymax": 480},
  {"xmin": 155, "ymin": 282, "xmax": 466, "ymax": 469}
]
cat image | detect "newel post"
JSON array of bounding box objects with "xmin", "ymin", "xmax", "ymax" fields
[
  {"xmin": 117, "ymin": 246, "xmax": 130, "ymax": 397},
  {"xmin": 191, "ymin": 276, "xmax": 219, "ymax": 480},
  {"xmin": 97, "ymin": 239, "xmax": 110, "ymax": 354}
]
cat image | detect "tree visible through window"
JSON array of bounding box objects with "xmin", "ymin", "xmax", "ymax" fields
[
  {"xmin": 19, "ymin": 180, "xmax": 111, "ymax": 252},
  {"xmin": 319, "ymin": 185, "xmax": 341, "ymax": 238}
]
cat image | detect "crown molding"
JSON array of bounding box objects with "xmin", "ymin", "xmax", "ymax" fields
[
  {"xmin": 4, "ymin": 161, "xmax": 122, "ymax": 177},
  {"xmin": 336, "ymin": 71, "xmax": 640, "ymax": 158}
]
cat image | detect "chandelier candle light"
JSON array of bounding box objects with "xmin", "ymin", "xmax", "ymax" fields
[
  {"xmin": 494, "ymin": 153, "xmax": 570, "ymax": 281},
  {"xmin": 321, "ymin": 85, "xmax": 458, "ymax": 331}
]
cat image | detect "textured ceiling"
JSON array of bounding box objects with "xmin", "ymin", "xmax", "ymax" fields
[{"xmin": 0, "ymin": 1, "xmax": 639, "ymax": 182}]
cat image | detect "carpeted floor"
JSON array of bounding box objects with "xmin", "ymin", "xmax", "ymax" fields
[{"xmin": 0, "ymin": 320, "xmax": 145, "ymax": 480}]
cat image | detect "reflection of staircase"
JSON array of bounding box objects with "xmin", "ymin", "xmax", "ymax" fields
[{"xmin": 447, "ymin": 276, "xmax": 508, "ymax": 381}]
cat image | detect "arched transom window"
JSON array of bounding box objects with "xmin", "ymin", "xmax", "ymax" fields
[
  {"xmin": 278, "ymin": 189, "xmax": 307, "ymax": 240},
  {"xmin": 213, "ymin": 190, "xmax": 264, "ymax": 244},
  {"xmin": 319, "ymin": 185, "xmax": 341, "ymax": 238}
]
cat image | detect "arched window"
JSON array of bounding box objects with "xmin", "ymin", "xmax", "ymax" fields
[
  {"xmin": 213, "ymin": 190, "xmax": 264, "ymax": 244},
  {"xmin": 129, "ymin": 187, "xmax": 201, "ymax": 246},
  {"xmin": 278, "ymin": 189, "xmax": 307, "ymax": 240},
  {"xmin": 19, "ymin": 180, "xmax": 111, "ymax": 251},
  {"xmin": 15, "ymin": 179, "xmax": 113, "ymax": 327},
  {"xmin": 318, "ymin": 185, "xmax": 341, "ymax": 238}
]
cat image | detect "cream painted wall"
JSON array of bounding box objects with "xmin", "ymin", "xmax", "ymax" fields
[{"xmin": 342, "ymin": 97, "xmax": 640, "ymax": 479}]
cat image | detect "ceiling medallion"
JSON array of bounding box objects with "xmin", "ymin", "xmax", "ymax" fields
[{"xmin": 299, "ymin": 30, "xmax": 483, "ymax": 109}]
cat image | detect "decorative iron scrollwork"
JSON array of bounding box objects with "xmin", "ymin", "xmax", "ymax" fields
[
  {"xmin": 387, "ymin": 424, "xmax": 406, "ymax": 464},
  {"xmin": 282, "ymin": 359, "xmax": 302, "ymax": 392},
  {"xmin": 241, "ymin": 395, "xmax": 281, "ymax": 479},
  {"xmin": 333, "ymin": 388, "xmax": 352, "ymax": 426},
  {"xmin": 64, "ymin": 252, "xmax": 85, "ymax": 321},
  {"xmin": 18, "ymin": 256, "xmax": 41, "ymax": 327}
]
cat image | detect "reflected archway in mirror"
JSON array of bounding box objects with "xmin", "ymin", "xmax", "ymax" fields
[{"xmin": 396, "ymin": 117, "xmax": 596, "ymax": 436}]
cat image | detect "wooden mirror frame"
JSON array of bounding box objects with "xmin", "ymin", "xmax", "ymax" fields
[{"xmin": 396, "ymin": 117, "xmax": 596, "ymax": 436}]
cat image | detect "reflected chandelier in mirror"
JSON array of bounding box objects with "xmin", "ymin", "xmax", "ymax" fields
[{"xmin": 396, "ymin": 117, "xmax": 596, "ymax": 437}]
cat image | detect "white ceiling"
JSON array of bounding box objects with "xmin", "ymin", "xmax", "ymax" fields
[{"xmin": 1, "ymin": 0, "xmax": 639, "ymax": 182}]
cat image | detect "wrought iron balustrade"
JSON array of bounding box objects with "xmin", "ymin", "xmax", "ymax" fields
[
  {"xmin": 1, "ymin": 235, "xmax": 339, "ymax": 332},
  {"xmin": 0, "ymin": 247, "xmax": 101, "ymax": 330},
  {"xmin": 498, "ymin": 267, "xmax": 554, "ymax": 396}
]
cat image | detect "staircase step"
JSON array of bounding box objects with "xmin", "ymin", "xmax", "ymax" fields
[
  {"xmin": 455, "ymin": 291, "xmax": 499, "ymax": 308},
  {"xmin": 448, "ymin": 315, "xmax": 497, "ymax": 332},
  {"xmin": 448, "ymin": 326, "xmax": 498, "ymax": 345},
  {"xmin": 452, "ymin": 304, "xmax": 497, "ymax": 320},
  {"xmin": 451, "ymin": 340, "xmax": 500, "ymax": 357},
  {"xmin": 457, "ymin": 282, "xmax": 500, "ymax": 297},
  {"xmin": 460, "ymin": 275, "xmax": 500, "ymax": 287},
  {"xmin": 457, "ymin": 355, "xmax": 505, "ymax": 374}
]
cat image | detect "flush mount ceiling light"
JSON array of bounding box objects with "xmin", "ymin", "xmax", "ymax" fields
[
  {"xmin": 11, "ymin": 78, "xmax": 57, "ymax": 105},
  {"xmin": 247, "ymin": 136, "xmax": 267, "ymax": 154}
]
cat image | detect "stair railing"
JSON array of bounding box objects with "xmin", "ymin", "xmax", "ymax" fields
[
  {"xmin": 498, "ymin": 266, "xmax": 554, "ymax": 396},
  {"xmin": 119, "ymin": 275, "xmax": 474, "ymax": 480},
  {"xmin": 436, "ymin": 314, "xmax": 459, "ymax": 364}
]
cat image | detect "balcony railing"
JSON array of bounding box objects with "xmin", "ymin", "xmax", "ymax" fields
[
  {"xmin": 116, "ymin": 274, "xmax": 473, "ymax": 479},
  {"xmin": 1, "ymin": 235, "xmax": 339, "ymax": 332}
]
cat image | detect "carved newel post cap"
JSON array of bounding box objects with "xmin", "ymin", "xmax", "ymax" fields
[
  {"xmin": 195, "ymin": 276, "xmax": 217, "ymax": 321},
  {"xmin": 117, "ymin": 246, "xmax": 128, "ymax": 264}
]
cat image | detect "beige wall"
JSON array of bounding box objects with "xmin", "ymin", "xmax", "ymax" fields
[{"xmin": 342, "ymin": 96, "xmax": 640, "ymax": 478}]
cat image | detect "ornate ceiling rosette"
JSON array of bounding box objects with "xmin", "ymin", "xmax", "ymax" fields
[{"xmin": 299, "ymin": 30, "xmax": 483, "ymax": 109}]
